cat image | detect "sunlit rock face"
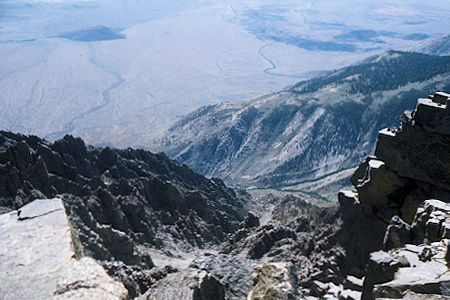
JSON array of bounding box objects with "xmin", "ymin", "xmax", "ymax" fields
[{"xmin": 0, "ymin": 198, "xmax": 128, "ymax": 300}]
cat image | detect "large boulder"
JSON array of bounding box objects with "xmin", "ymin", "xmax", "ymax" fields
[
  {"xmin": 142, "ymin": 269, "xmax": 226, "ymax": 300},
  {"xmin": 247, "ymin": 262, "xmax": 297, "ymax": 300},
  {"xmin": 190, "ymin": 253, "xmax": 257, "ymax": 300},
  {"xmin": 0, "ymin": 198, "xmax": 127, "ymax": 300}
]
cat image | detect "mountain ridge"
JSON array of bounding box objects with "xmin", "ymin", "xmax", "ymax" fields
[
  {"xmin": 0, "ymin": 131, "xmax": 248, "ymax": 297},
  {"xmin": 152, "ymin": 51, "xmax": 450, "ymax": 198}
]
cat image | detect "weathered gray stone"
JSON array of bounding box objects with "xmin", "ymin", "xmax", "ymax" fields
[
  {"xmin": 384, "ymin": 215, "xmax": 411, "ymax": 250},
  {"xmin": 338, "ymin": 190, "xmax": 387, "ymax": 277},
  {"xmin": 343, "ymin": 275, "xmax": 364, "ymax": 291},
  {"xmin": 338, "ymin": 288, "xmax": 361, "ymax": 300},
  {"xmin": 52, "ymin": 257, "xmax": 128, "ymax": 300},
  {"xmin": 17, "ymin": 198, "xmax": 64, "ymax": 220},
  {"xmin": 373, "ymin": 260, "xmax": 449, "ymax": 298},
  {"xmin": 0, "ymin": 199, "xmax": 127, "ymax": 300},
  {"xmin": 0, "ymin": 198, "xmax": 72, "ymax": 299},
  {"xmin": 362, "ymin": 251, "xmax": 404, "ymax": 299},
  {"xmin": 190, "ymin": 253, "xmax": 257, "ymax": 300},
  {"xmin": 375, "ymin": 100, "xmax": 450, "ymax": 191},
  {"xmin": 247, "ymin": 262, "xmax": 297, "ymax": 300},
  {"xmin": 355, "ymin": 161, "xmax": 407, "ymax": 223},
  {"xmin": 403, "ymin": 291, "xmax": 449, "ymax": 299},
  {"xmin": 413, "ymin": 96, "xmax": 450, "ymax": 136},
  {"xmin": 350, "ymin": 156, "xmax": 384, "ymax": 189},
  {"xmin": 143, "ymin": 268, "xmax": 226, "ymax": 300},
  {"xmin": 412, "ymin": 200, "xmax": 450, "ymax": 244}
]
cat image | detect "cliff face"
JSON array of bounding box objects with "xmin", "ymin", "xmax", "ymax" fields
[{"xmin": 339, "ymin": 91, "xmax": 450, "ymax": 298}]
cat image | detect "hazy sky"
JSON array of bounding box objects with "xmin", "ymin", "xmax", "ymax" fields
[{"xmin": 0, "ymin": 0, "xmax": 449, "ymax": 146}]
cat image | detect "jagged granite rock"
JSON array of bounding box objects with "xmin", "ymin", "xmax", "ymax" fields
[
  {"xmin": 0, "ymin": 131, "xmax": 248, "ymax": 297},
  {"xmin": 140, "ymin": 268, "xmax": 226, "ymax": 300},
  {"xmin": 247, "ymin": 262, "xmax": 298, "ymax": 300},
  {"xmin": 220, "ymin": 194, "xmax": 346, "ymax": 299},
  {"xmin": 383, "ymin": 215, "xmax": 412, "ymax": 250},
  {"xmin": 361, "ymin": 250, "xmax": 409, "ymax": 299},
  {"xmin": 190, "ymin": 253, "xmax": 257, "ymax": 300},
  {"xmin": 361, "ymin": 201, "xmax": 450, "ymax": 299},
  {"xmin": 339, "ymin": 92, "xmax": 450, "ymax": 276},
  {"xmin": 362, "ymin": 200, "xmax": 450, "ymax": 299},
  {"xmin": 411, "ymin": 200, "xmax": 450, "ymax": 244},
  {"xmin": 0, "ymin": 198, "xmax": 127, "ymax": 300},
  {"xmin": 370, "ymin": 239, "xmax": 450, "ymax": 299},
  {"xmin": 374, "ymin": 97, "xmax": 450, "ymax": 191}
]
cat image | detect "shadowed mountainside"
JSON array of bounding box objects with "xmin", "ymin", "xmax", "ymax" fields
[{"xmin": 153, "ymin": 51, "xmax": 450, "ymax": 199}]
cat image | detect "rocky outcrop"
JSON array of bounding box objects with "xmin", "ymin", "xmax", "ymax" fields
[
  {"xmin": 339, "ymin": 92, "xmax": 450, "ymax": 274},
  {"xmin": 339, "ymin": 92, "xmax": 450, "ymax": 299},
  {"xmin": 140, "ymin": 268, "xmax": 226, "ymax": 300},
  {"xmin": 0, "ymin": 131, "xmax": 248, "ymax": 297},
  {"xmin": 363, "ymin": 200, "xmax": 450, "ymax": 299},
  {"xmin": 190, "ymin": 253, "xmax": 257, "ymax": 300},
  {"xmin": 0, "ymin": 198, "xmax": 127, "ymax": 300},
  {"xmin": 2, "ymin": 91, "xmax": 449, "ymax": 299},
  {"xmin": 247, "ymin": 262, "xmax": 297, "ymax": 300},
  {"xmin": 217, "ymin": 194, "xmax": 345, "ymax": 299}
]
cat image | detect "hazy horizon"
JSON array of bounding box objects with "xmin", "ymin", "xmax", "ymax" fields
[{"xmin": 1, "ymin": 0, "xmax": 449, "ymax": 147}]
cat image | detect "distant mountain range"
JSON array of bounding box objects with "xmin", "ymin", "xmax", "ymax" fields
[
  {"xmin": 152, "ymin": 51, "xmax": 450, "ymax": 199},
  {"xmin": 414, "ymin": 33, "xmax": 450, "ymax": 56}
]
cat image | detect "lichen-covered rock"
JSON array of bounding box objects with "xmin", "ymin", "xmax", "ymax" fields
[
  {"xmin": 247, "ymin": 262, "xmax": 297, "ymax": 300},
  {"xmin": 142, "ymin": 269, "xmax": 226, "ymax": 300}
]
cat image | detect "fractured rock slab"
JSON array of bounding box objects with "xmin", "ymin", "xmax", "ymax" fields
[{"xmin": 0, "ymin": 198, "xmax": 127, "ymax": 299}]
